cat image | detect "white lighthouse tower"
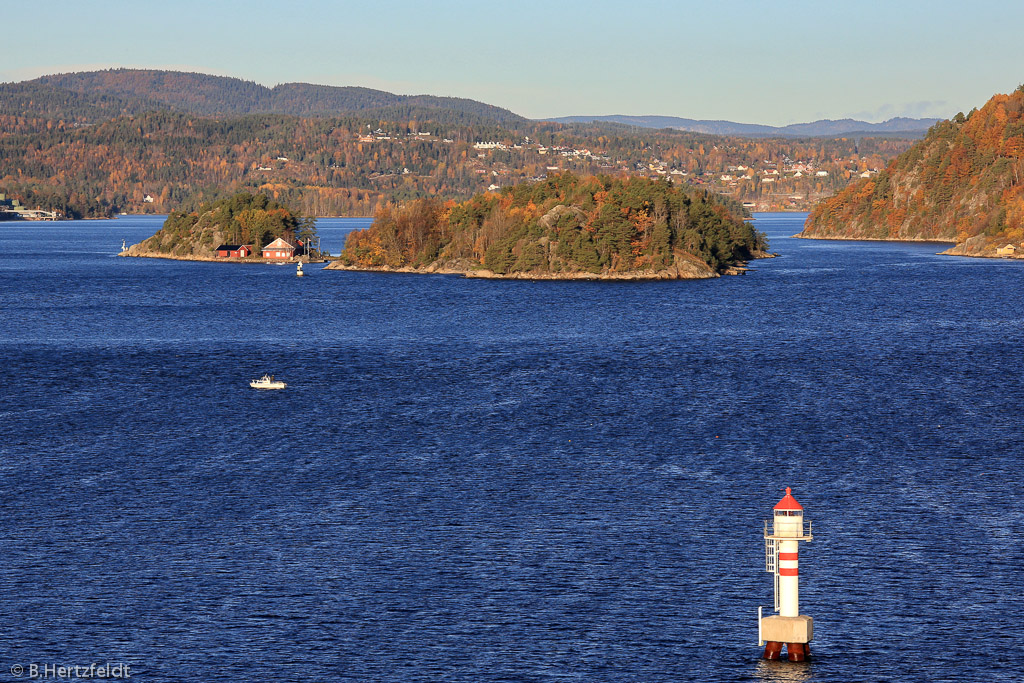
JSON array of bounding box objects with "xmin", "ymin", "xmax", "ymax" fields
[{"xmin": 759, "ymin": 487, "xmax": 813, "ymax": 661}]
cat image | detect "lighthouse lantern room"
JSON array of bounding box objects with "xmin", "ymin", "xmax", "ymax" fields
[{"xmin": 759, "ymin": 487, "xmax": 814, "ymax": 662}]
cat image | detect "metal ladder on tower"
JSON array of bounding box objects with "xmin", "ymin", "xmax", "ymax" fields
[{"xmin": 764, "ymin": 520, "xmax": 780, "ymax": 611}]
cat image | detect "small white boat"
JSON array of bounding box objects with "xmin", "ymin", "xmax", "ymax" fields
[{"xmin": 250, "ymin": 374, "xmax": 286, "ymax": 390}]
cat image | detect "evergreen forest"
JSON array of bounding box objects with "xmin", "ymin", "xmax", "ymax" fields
[{"xmin": 340, "ymin": 173, "xmax": 765, "ymax": 277}]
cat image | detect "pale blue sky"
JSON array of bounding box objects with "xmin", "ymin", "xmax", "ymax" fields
[{"xmin": 3, "ymin": 0, "xmax": 1022, "ymax": 125}]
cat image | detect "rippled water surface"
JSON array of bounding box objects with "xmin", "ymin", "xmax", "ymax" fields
[{"xmin": 1, "ymin": 213, "xmax": 1022, "ymax": 682}]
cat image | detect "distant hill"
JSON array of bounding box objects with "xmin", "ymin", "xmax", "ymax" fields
[
  {"xmin": 544, "ymin": 114, "xmax": 941, "ymax": 138},
  {"xmin": 0, "ymin": 81, "xmax": 164, "ymax": 121},
  {"xmin": 13, "ymin": 70, "xmax": 939, "ymax": 136},
  {"xmin": 800, "ymin": 86, "xmax": 1024, "ymax": 257},
  {"xmin": 21, "ymin": 69, "xmax": 526, "ymax": 124}
]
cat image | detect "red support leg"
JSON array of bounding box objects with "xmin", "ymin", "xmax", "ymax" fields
[
  {"xmin": 762, "ymin": 641, "xmax": 783, "ymax": 660},
  {"xmin": 786, "ymin": 642, "xmax": 807, "ymax": 662}
]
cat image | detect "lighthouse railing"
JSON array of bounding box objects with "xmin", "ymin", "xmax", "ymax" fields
[{"xmin": 764, "ymin": 518, "xmax": 813, "ymax": 541}]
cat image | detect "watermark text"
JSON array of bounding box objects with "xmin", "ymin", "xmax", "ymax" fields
[{"xmin": 10, "ymin": 663, "xmax": 131, "ymax": 679}]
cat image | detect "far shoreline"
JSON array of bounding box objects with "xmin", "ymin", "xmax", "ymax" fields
[
  {"xmin": 791, "ymin": 233, "xmax": 1024, "ymax": 260},
  {"xmin": 791, "ymin": 233, "xmax": 956, "ymax": 245}
]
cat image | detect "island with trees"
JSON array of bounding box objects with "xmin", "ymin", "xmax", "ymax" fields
[
  {"xmin": 800, "ymin": 86, "xmax": 1024, "ymax": 258},
  {"xmin": 328, "ymin": 173, "xmax": 769, "ymax": 279},
  {"xmin": 122, "ymin": 192, "xmax": 319, "ymax": 262}
]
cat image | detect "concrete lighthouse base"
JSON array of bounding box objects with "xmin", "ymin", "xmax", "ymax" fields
[
  {"xmin": 760, "ymin": 615, "xmax": 813, "ymax": 643},
  {"xmin": 761, "ymin": 615, "xmax": 813, "ymax": 661}
]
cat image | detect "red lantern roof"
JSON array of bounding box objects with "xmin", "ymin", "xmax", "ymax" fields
[{"xmin": 773, "ymin": 486, "xmax": 804, "ymax": 511}]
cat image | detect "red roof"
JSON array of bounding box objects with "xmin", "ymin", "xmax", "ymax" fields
[
  {"xmin": 773, "ymin": 487, "xmax": 804, "ymax": 511},
  {"xmin": 262, "ymin": 237, "xmax": 296, "ymax": 251}
]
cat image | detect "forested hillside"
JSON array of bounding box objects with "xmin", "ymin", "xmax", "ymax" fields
[
  {"xmin": 802, "ymin": 86, "xmax": 1024, "ymax": 255},
  {"xmin": 29, "ymin": 69, "xmax": 525, "ymax": 123},
  {"xmin": 0, "ymin": 70, "xmax": 917, "ymax": 219},
  {"xmin": 335, "ymin": 173, "xmax": 765, "ymax": 279},
  {"xmin": 0, "ymin": 81, "xmax": 160, "ymax": 122}
]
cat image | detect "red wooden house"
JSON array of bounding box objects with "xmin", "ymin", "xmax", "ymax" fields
[
  {"xmin": 261, "ymin": 237, "xmax": 302, "ymax": 260},
  {"xmin": 215, "ymin": 244, "xmax": 253, "ymax": 258}
]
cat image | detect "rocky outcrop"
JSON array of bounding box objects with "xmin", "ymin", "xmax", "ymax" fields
[
  {"xmin": 326, "ymin": 251, "xmax": 734, "ymax": 280},
  {"xmin": 121, "ymin": 192, "xmax": 312, "ymax": 262},
  {"xmin": 939, "ymin": 235, "xmax": 1024, "ymax": 258},
  {"xmin": 123, "ymin": 229, "xmax": 226, "ymax": 259}
]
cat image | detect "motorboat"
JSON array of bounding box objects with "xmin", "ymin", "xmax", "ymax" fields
[{"xmin": 250, "ymin": 374, "xmax": 287, "ymax": 390}]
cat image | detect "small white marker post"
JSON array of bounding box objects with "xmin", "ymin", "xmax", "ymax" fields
[{"xmin": 758, "ymin": 605, "xmax": 763, "ymax": 647}]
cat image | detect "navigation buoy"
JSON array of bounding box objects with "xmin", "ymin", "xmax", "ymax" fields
[
  {"xmin": 759, "ymin": 487, "xmax": 814, "ymax": 662},
  {"xmin": 296, "ymin": 261, "xmax": 305, "ymax": 277}
]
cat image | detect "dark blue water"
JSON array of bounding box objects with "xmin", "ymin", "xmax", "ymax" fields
[{"xmin": 1, "ymin": 213, "xmax": 1022, "ymax": 682}]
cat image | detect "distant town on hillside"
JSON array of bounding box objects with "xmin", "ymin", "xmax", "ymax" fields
[{"xmin": 0, "ymin": 69, "xmax": 935, "ymax": 219}]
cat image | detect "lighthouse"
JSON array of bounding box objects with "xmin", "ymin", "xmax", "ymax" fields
[{"xmin": 759, "ymin": 487, "xmax": 813, "ymax": 661}]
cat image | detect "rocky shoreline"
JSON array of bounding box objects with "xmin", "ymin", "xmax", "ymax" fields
[
  {"xmin": 795, "ymin": 232, "xmax": 1024, "ymax": 259},
  {"xmin": 793, "ymin": 233, "xmax": 956, "ymax": 244},
  {"xmin": 120, "ymin": 248, "xmax": 327, "ymax": 264},
  {"xmin": 939, "ymin": 234, "xmax": 1024, "ymax": 259},
  {"xmin": 325, "ymin": 251, "xmax": 775, "ymax": 280}
]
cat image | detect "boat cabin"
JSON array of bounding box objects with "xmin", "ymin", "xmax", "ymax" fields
[{"xmin": 215, "ymin": 244, "xmax": 253, "ymax": 258}]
